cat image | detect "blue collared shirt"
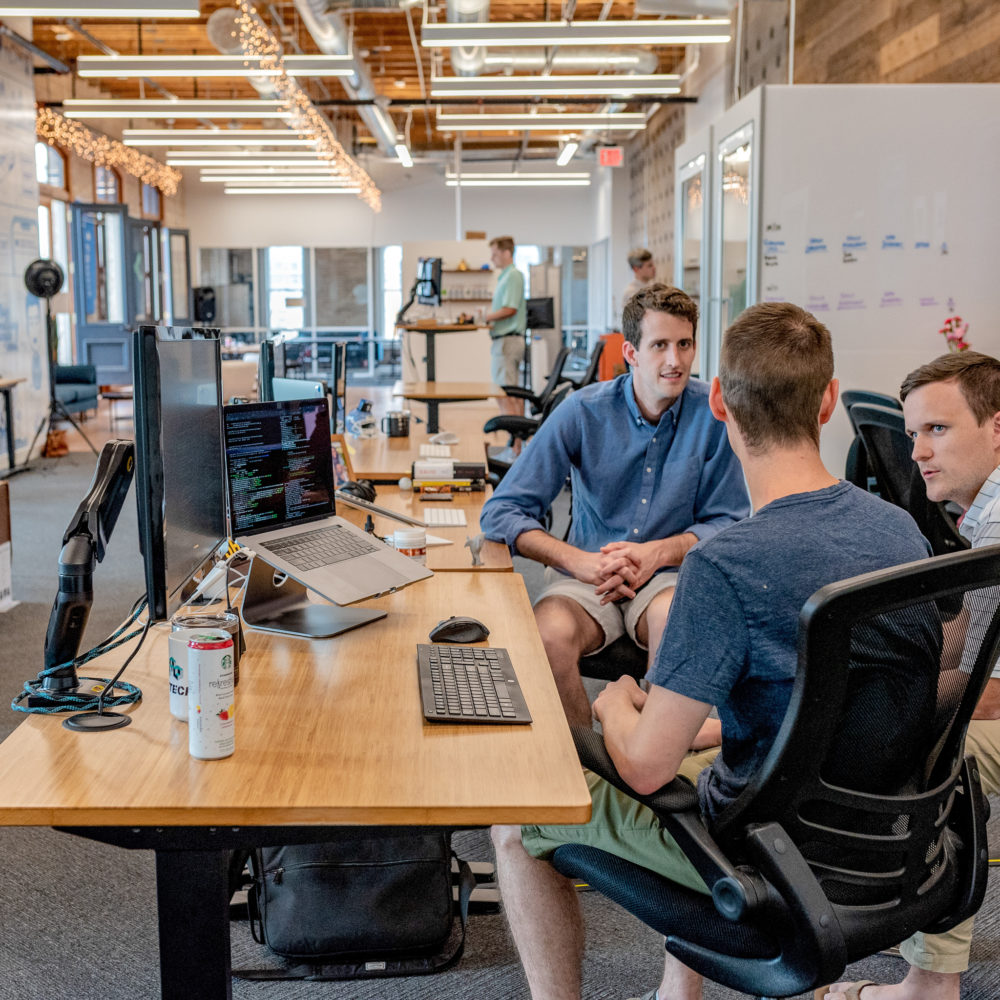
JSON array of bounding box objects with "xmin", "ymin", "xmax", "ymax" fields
[{"xmin": 480, "ymin": 373, "xmax": 750, "ymax": 565}]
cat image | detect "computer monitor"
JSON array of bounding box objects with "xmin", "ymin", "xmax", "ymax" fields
[
  {"xmin": 133, "ymin": 325, "xmax": 228, "ymax": 623},
  {"xmin": 258, "ymin": 335, "xmax": 291, "ymax": 402},
  {"xmin": 330, "ymin": 340, "xmax": 347, "ymax": 434},
  {"xmin": 526, "ymin": 296, "xmax": 555, "ymax": 330},
  {"xmin": 416, "ymin": 256, "xmax": 442, "ymax": 307}
]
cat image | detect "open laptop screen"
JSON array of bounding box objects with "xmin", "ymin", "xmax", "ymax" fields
[{"xmin": 224, "ymin": 397, "xmax": 336, "ymax": 536}]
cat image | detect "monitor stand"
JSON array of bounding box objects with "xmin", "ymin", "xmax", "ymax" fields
[{"xmin": 240, "ymin": 555, "xmax": 386, "ymax": 638}]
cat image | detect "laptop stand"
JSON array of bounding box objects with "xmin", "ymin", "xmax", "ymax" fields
[{"xmin": 241, "ymin": 555, "xmax": 386, "ymax": 639}]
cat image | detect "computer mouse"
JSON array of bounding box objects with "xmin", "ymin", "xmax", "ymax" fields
[
  {"xmin": 430, "ymin": 431, "xmax": 459, "ymax": 445},
  {"xmin": 429, "ymin": 616, "xmax": 490, "ymax": 643}
]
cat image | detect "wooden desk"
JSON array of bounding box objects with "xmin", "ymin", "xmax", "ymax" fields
[
  {"xmin": 347, "ymin": 401, "xmax": 505, "ymax": 482},
  {"xmin": 0, "ymin": 377, "xmax": 25, "ymax": 474},
  {"xmin": 338, "ymin": 485, "xmax": 512, "ymax": 572},
  {"xmin": 395, "ymin": 380, "xmax": 505, "ymax": 433},
  {"xmin": 0, "ymin": 573, "xmax": 589, "ymax": 999}
]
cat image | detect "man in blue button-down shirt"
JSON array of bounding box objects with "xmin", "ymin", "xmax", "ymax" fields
[{"xmin": 480, "ymin": 284, "xmax": 750, "ymax": 726}]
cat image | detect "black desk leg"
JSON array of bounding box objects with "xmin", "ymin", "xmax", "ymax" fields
[
  {"xmin": 155, "ymin": 849, "xmax": 233, "ymax": 1000},
  {"xmin": 2, "ymin": 389, "xmax": 14, "ymax": 471},
  {"xmin": 425, "ymin": 332, "xmax": 436, "ymax": 382},
  {"xmin": 426, "ymin": 400, "xmax": 440, "ymax": 434}
]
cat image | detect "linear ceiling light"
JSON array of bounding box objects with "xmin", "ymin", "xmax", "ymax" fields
[
  {"xmin": 168, "ymin": 157, "xmax": 339, "ymax": 168},
  {"xmin": 124, "ymin": 130, "xmax": 317, "ymax": 147},
  {"xmin": 421, "ymin": 18, "xmax": 731, "ymax": 48},
  {"xmin": 199, "ymin": 165, "xmax": 350, "ymax": 174},
  {"xmin": 77, "ymin": 54, "xmax": 354, "ymax": 78},
  {"xmin": 445, "ymin": 178, "xmax": 591, "ymax": 187},
  {"xmin": 201, "ymin": 174, "xmax": 357, "ymax": 184},
  {"xmin": 445, "ymin": 171, "xmax": 589, "ymax": 180},
  {"xmin": 436, "ymin": 112, "xmax": 646, "ymax": 132},
  {"xmin": 556, "ymin": 140, "xmax": 580, "ymax": 166},
  {"xmin": 62, "ymin": 99, "xmax": 293, "ymax": 120},
  {"xmin": 394, "ymin": 143, "xmax": 414, "ymax": 168},
  {"xmin": 0, "ymin": 1, "xmax": 198, "ymax": 14},
  {"xmin": 224, "ymin": 187, "xmax": 362, "ymax": 195},
  {"xmin": 431, "ymin": 74, "xmax": 681, "ymax": 97}
]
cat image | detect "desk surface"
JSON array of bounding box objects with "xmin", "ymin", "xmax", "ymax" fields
[
  {"xmin": 337, "ymin": 486, "xmax": 512, "ymax": 572},
  {"xmin": 0, "ymin": 573, "xmax": 590, "ymax": 828},
  {"xmin": 346, "ymin": 401, "xmax": 504, "ymax": 481},
  {"xmin": 0, "ymin": 377, "xmax": 25, "ymax": 390},
  {"xmin": 399, "ymin": 323, "xmax": 485, "ymax": 333},
  {"xmin": 396, "ymin": 380, "xmax": 505, "ymax": 400}
]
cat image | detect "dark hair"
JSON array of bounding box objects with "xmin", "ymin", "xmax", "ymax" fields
[
  {"xmin": 622, "ymin": 283, "xmax": 698, "ymax": 348},
  {"xmin": 900, "ymin": 352, "xmax": 1000, "ymax": 424},
  {"xmin": 489, "ymin": 235, "xmax": 515, "ymax": 254},
  {"xmin": 719, "ymin": 302, "xmax": 834, "ymax": 451},
  {"xmin": 627, "ymin": 247, "xmax": 653, "ymax": 270}
]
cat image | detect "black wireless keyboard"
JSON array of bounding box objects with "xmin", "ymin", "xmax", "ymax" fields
[{"xmin": 417, "ymin": 644, "xmax": 532, "ymax": 724}]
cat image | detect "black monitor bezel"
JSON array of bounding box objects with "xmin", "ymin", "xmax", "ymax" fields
[{"xmin": 416, "ymin": 256, "xmax": 442, "ymax": 307}]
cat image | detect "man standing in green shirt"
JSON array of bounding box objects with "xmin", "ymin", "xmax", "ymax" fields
[{"xmin": 485, "ymin": 235, "xmax": 527, "ymax": 416}]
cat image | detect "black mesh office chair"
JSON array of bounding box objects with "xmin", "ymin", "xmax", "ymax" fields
[
  {"xmin": 551, "ymin": 545, "xmax": 998, "ymax": 999},
  {"xmin": 850, "ymin": 402, "xmax": 968, "ymax": 555},
  {"xmin": 842, "ymin": 390, "xmax": 902, "ymax": 490},
  {"xmin": 499, "ymin": 345, "xmax": 571, "ymax": 416},
  {"xmin": 564, "ymin": 339, "xmax": 606, "ymax": 389}
]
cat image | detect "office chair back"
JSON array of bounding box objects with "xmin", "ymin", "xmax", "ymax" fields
[
  {"xmin": 502, "ymin": 345, "xmax": 571, "ymax": 416},
  {"xmin": 841, "ymin": 389, "xmax": 901, "ymax": 433},
  {"xmin": 578, "ymin": 339, "xmax": 605, "ymax": 387},
  {"xmin": 851, "ymin": 402, "xmax": 968, "ymax": 555},
  {"xmin": 552, "ymin": 544, "xmax": 997, "ymax": 997}
]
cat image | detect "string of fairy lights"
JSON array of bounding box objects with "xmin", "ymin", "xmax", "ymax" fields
[
  {"xmin": 35, "ymin": 107, "xmax": 182, "ymax": 197},
  {"xmin": 235, "ymin": 1, "xmax": 381, "ymax": 211}
]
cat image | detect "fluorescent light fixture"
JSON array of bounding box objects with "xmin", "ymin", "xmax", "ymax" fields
[
  {"xmin": 169, "ymin": 156, "xmax": 339, "ymax": 167},
  {"xmin": 77, "ymin": 54, "xmax": 354, "ymax": 79},
  {"xmin": 0, "ymin": 0, "xmax": 198, "ymax": 14},
  {"xmin": 201, "ymin": 175, "xmax": 356, "ymax": 184},
  {"xmin": 446, "ymin": 178, "xmax": 590, "ymax": 187},
  {"xmin": 125, "ymin": 133, "xmax": 318, "ymax": 147},
  {"xmin": 436, "ymin": 112, "xmax": 646, "ymax": 132},
  {"xmin": 431, "ymin": 74, "xmax": 680, "ymax": 98},
  {"xmin": 421, "ymin": 18, "xmax": 731, "ymax": 48},
  {"xmin": 445, "ymin": 170, "xmax": 589, "ymax": 180},
  {"xmin": 394, "ymin": 143, "xmax": 414, "ymax": 168},
  {"xmin": 224, "ymin": 187, "xmax": 362, "ymax": 195},
  {"xmin": 557, "ymin": 140, "xmax": 580, "ymax": 166},
  {"xmin": 63, "ymin": 99, "xmax": 293, "ymax": 120},
  {"xmin": 167, "ymin": 150, "xmax": 324, "ymax": 160},
  {"xmin": 199, "ymin": 166, "xmax": 350, "ymax": 174}
]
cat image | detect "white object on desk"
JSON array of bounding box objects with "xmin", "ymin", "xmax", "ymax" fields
[
  {"xmin": 423, "ymin": 506, "xmax": 468, "ymax": 527},
  {"xmin": 420, "ymin": 443, "xmax": 452, "ymax": 458},
  {"xmin": 430, "ymin": 431, "xmax": 460, "ymax": 445},
  {"xmin": 425, "ymin": 533, "xmax": 453, "ymax": 547}
]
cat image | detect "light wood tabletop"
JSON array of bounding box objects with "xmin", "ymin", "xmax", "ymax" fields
[
  {"xmin": 0, "ymin": 573, "xmax": 589, "ymax": 828},
  {"xmin": 395, "ymin": 380, "xmax": 506, "ymax": 400},
  {"xmin": 0, "ymin": 377, "xmax": 26, "ymax": 389},
  {"xmin": 398, "ymin": 323, "xmax": 485, "ymax": 333},
  {"xmin": 337, "ymin": 485, "xmax": 512, "ymax": 572}
]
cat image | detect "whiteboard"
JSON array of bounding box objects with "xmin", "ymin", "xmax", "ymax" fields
[{"xmin": 756, "ymin": 84, "xmax": 1000, "ymax": 471}]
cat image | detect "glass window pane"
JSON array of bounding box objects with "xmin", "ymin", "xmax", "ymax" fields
[
  {"xmin": 142, "ymin": 183, "xmax": 161, "ymax": 218},
  {"xmin": 265, "ymin": 246, "xmax": 306, "ymax": 330},
  {"xmin": 720, "ymin": 129, "xmax": 752, "ymax": 326},
  {"xmin": 35, "ymin": 143, "xmax": 47, "ymax": 185},
  {"xmin": 37, "ymin": 205, "xmax": 50, "ymax": 259},
  {"xmin": 50, "ymin": 199, "xmax": 69, "ymax": 274},
  {"xmin": 95, "ymin": 165, "xmax": 119, "ymax": 203},
  {"xmin": 199, "ymin": 248, "xmax": 254, "ymax": 328},
  {"xmin": 314, "ymin": 248, "xmax": 368, "ymax": 327},
  {"xmin": 382, "ymin": 245, "xmax": 402, "ymax": 338},
  {"xmin": 169, "ymin": 232, "xmax": 190, "ymax": 321},
  {"xmin": 36, "ymin": 142, "xmax": 65, "ymax": 188},
  {"xmin": 80, "ymin": 210, "xmax": 124, "ymax": 325}
]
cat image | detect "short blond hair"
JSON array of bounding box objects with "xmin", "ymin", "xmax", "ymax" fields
[
  {"xmin": 627, "ymin": 247, "xmax": 653, "ymax": 270},
  {"xmin": 490, "ymin": 235, "xmax": 515, "ymax": 254}
]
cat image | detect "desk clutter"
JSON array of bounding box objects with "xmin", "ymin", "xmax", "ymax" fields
[{"xmin": 412, "ymin": 458, "xmax": 487, "ymax": 493}]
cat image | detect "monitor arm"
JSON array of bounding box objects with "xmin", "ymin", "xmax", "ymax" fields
[
  {"xmin": 395, "ymin": 277, "xmax": 419, "ymax": 327},
  {"xmin": 42, "ymin": 439, "xmax": 135, "ymax": 690}
]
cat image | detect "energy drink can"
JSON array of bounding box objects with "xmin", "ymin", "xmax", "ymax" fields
[
  {"xmin": 187, "ymin": 633, "xmax": 236, "ymax": 760},
  {"xmin": 172, "ymin": 611, "xmax": 242, "ymax": 685}
]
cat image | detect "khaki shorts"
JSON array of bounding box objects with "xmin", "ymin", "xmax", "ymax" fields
[
  {"xmin": 535, "ymin": 566, "xmax": 679, "ymax": 654},
  {"xmin": 490, "ymin": 334, "xmax": 525, "ymax": 387},
  {"xmin": 522, "ymin": 769, "xmax": 710, "ymax": 894}
]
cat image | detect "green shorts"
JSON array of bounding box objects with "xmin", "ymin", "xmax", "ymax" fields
[{"xmin": 521, "ymin": 764, "xmax": 714, "ymax": 896}]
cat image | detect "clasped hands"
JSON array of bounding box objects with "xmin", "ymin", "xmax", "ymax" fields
[{"xmin": 572, "ymin": 540, "xmax": 659, "ymax": 605}]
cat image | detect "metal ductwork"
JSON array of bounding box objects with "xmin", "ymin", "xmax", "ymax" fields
[
  {"xmin": 207, "ymin": 7, "xmax": 279, "ymax": 98},
  {"xmin": 294, "ymin": 0, "xmax": 400, "ymax": 155},
  {"xmin": 446, "ymin": 0, "xmax": 491, "ymax": 76}
]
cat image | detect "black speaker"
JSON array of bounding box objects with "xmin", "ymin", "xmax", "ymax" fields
[{"xmin": 193, "ymin": 286, "xmax": 217, "ymax": 323}]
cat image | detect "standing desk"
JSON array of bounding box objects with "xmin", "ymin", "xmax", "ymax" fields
[
  {"xmin": 0, "ymin": 573, "xmax": 589, "ymax": 999},
  {"xmin": 0, "ymin": 377, "xmax": 25, "ymax": 475},
  {"xmin": 394, "ymin": 380, "xmax": 505, "ymax": 434},
  {"xmin": 398, "ymin": 322, "xmax": 485, "ymax": 384}
]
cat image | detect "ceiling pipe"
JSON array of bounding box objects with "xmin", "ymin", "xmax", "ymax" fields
[
  {"xmin": 446, "ymin": 0, "xmax": 490, "ymax": 77},
  {"xmin": 294, "ymin": 0, "xmax": 400, "ymax": 155}
]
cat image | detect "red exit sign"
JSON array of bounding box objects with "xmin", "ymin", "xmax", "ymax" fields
[{"xmin": 598, "ymin": 146, "xmax": 624, "ymax": 167}]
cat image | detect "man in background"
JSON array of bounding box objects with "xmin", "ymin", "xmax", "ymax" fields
[
  {"xmin": 825, "ymin": 350, "xmax": 1000, "ymax": 1000},
  {"xmin": 622, "ymin": 247, "xmax": 656, "ymax": 309},
  {"xmin": 485, "ymin": 235, "xmax": 527, "ymax": 416}
]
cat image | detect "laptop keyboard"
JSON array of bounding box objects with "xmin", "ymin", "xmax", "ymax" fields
[
  {"xmin": 417, "ymin": 644, "xmax": 532, "ymax": 724},
  {"xmin": 264, "ymin": 524, "xmax": 380, "ymax": 571},
  {"xmin": 422, "ymin": 506, "xmax": 468, "ymax": 527}
]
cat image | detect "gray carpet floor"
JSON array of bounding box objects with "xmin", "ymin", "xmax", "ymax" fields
[{"xmin": 1, "ymin": 452, "xmax": 999, "ymax": 998}]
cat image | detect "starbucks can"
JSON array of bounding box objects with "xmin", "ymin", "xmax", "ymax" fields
[{"xmin": 187, "ymin": 633, "xmax": 236, "ymax": 760}]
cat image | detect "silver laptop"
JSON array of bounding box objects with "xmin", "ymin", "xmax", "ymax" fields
[
  {"xmin": 223, "ymin": 396, "xmax": 432, "ymax": 605},
  {"xmin": 272, "ymin": 376, "xmax": 325, "ymax": 401}
]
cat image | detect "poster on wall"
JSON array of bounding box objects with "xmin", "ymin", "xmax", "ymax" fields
[{"xmin": 0, "ymin": 36, "xmax": 44, "ymax": 471}]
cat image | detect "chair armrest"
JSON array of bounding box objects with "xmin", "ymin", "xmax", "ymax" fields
[
  {"xmin": 483, "ymin": 415, "xmax": 540, "ymax": 439},
  {"xmin": 501, "ymin": 386, "xmax": 537, "ymax": 402}
]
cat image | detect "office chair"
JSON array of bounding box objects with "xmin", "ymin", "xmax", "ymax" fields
[
  {"xmin": 552, "ymin": 545, "xmax": 998, "ymax": 999},
  {"xmin": 564, "ymin": 339, "xmax": 606, "ymax": 389},
  {"xmin": 500, "ymin": 345, "xmax": 571, "ymax": 416},
  {"xmin": 841, "ymin": 391, "xmax": 902, "ymax": 490},
  {"xmin": 851, "ymin": 402, "xmax": 968, "ymax": 555}
]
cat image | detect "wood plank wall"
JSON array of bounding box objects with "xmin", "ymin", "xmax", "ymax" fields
[{"xmin": 795, "ymin": 0, "xmax": 1000, "ymax": 83}]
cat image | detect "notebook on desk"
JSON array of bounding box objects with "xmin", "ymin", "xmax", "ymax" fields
[{"xmin": 224, "ymin": 397, "xmax": 432, "ymax": 606}]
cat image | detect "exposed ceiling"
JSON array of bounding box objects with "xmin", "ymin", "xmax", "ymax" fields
[{"xmin": 25, "ymin": 2, "xmax": 715, "ymax": 158}]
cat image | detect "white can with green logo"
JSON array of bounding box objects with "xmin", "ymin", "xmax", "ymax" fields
[{"xmin": 187, "ymin": 632, "xmax": 235, "ymax": 760}]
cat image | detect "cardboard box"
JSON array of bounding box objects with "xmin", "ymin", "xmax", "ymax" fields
[{"xmin": 0, "ymin": 480, "xmax": 14, "ymax": 611}]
